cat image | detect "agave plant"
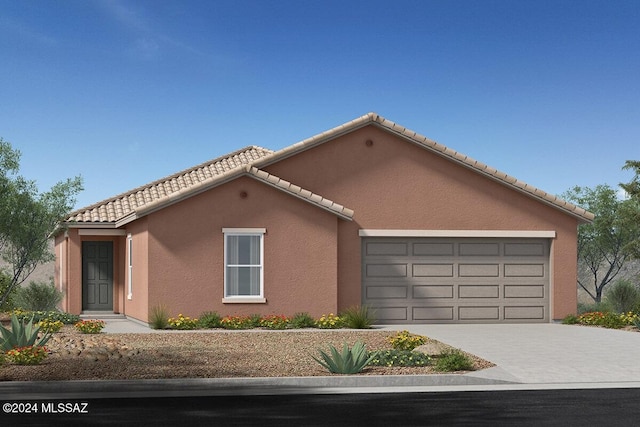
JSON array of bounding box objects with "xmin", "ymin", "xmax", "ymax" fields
[
  {"xmin": 0, "ymin": 313, "xmax": 52, "ymax": 351},
  {"xmin": 312, "ymin": 341, "xmax": 374, "ymax": 374}
]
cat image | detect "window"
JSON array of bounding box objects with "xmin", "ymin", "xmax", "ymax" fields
[
  {"xmin": 127, "ymin": 234, "xmax": 133, "ymax": 300},
  {"xmin": 223, "ymin": 228, "xmax": 265, "ymax": 302}
]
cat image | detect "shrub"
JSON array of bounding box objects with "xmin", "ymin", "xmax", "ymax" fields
[
  {"xmin": 197, "ymin": 311, "xmax": 222, "ymax": 329},
  {"xmin": 259, "ymin": 315, "xmax": 290, "ymax": 330},
  {"xmin": 220, "ymin": 315, "xmax": 255, "ymax": 329},
  {"xmin": 149, "ymin": 304, "xmax": 169, "ymax": 329},
  {"xmin": 577, "ymin": 311, "xmax": 626, "ymax": 329},
  {"xmin": 388, "ymin": 330, "xmax": 427, "ymax": 351},
  {"xmin": 340, "ymin": 305, "xmax": 375, "ymax": 329},
  {"xmin": 167, "ymin": 314, "xmax": 198, "ymax": 330},
  {"xmin": 312, "ymin": 341, "xmax": 373, "ymax": 374},
  {"xmin": 0, "ymin": 271, "xmax": 18, "ymax": 312},
  {"xmin": 561, "ymin": 314, "xmax": 580, "ymax": 325},
  {"xmin": 0, "ymin": 313, "xmax": 52, "ymax": 351},
  {"xmin": 6, "ymin": 346, "xmax": 48, "ymax": 365},
  {"xmin": 577, "ymin": 301, "xmax": 611, "ymax": 315},
  {"xmin": 290, "ymin": 312, "xmax": 316, "ymax": 328},
  {"xmin": 74, "ymin": 319, "xmax": 106, "ymax": 334},
  {"xmin": 35, "ymin": 319, "xmax": 64, "ymax": 333},
  {"xmin": 434, "ymin": 349, "xmax": 474, "ymax": 372},
  {"xmin": 249, "ymin": 314, "xmax": 263, "ymax": 328},
  {"xmin": 13, "ymin": 310, "xmax": 80, "ymax": 325},
  {"xmin": 315, "ymin": 313, "xmax": 343, "ymax": 329},
  {"xmin": 369, "ymin": 350, "xmax": 431, "ymax": 367},
  {"xmin": 14, "ymin": 279, "xmax": 63, "ymax": 312},
  {"xmin": 605, "ymin": 280, "xmax": 640, "ymax": 314}
]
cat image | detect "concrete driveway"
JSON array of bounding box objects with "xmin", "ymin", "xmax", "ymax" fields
[{"xmin": 381, "ymin": 323, "xmax": 640, "ymax": 385}]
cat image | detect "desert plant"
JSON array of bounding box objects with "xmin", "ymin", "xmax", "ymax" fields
[
  {"xmin": 388, "ymin": 330, "xmax": 427, "ymax": 351},
  {"xmin": 197, "ymin": 311, "xmax": 222, "ymax": 329},
  {"xmin": 167, "ymin": 314, "xmax": 198, "ymax": 330},
  {"xmin": 6, "ymin": 345, "xmax": 48, "ymax": 365},
  {"xmin": 14, "ymin": 279, "xmax": 63, "ymax": 312},
  {"xmin": 35, "ymin": 319, "xmax": 64, "ymax": 333},
  {"xmin": 369, "ymin": 349, "xmax": 431, "ymax": 367},
  {"xmin": 434, "ymin": 349, "xmax": 474, "ymax": 372},
  {"xmin": 312, "ymin": 341, "xmax": 374, "ymax": 374},
  {"xmin": 13, "ymin": 310, "xmax": 80, "ymax": 325},
  {"xmin": 577, "ymin": 311, "xmax": 627, "ymax": 329},
  {"xmin": 149, "ymin": 304, "xmax": 170, "ymax": 329},
  {"xmin": 561, "ymin": 314, "xmax": 580, "ymax": 325},
  {"xmin": 0, "ymin": 313, "xmax": 52, "ymax": 351},
  {"xmin": 74, "ymin": 319, "xmax": 106, "ymax": 334},
  {"xmin": 315, "ymin": 313, "xmax": 343, "ymax": 329},
  {"xmin": 340, "ymin": 305, "xmax": 375, "ymax": 329},
  {"xmin": 220, "ymin": 315, "xmax": 255, "ymax": 329},
  {"xmin": 605, "ymin": 280, "xmax": 640, "ymax": 313},
  {"xmin": 0, "ymin": 271, "xmax": 18, "ymax": 312},
  {"xmin": 259, "ymin": 314, "xmax": 290, "ymax": 329},
  {"xmin": 290, "ymin": 312, "xmax": 316, "ymax": 328}
]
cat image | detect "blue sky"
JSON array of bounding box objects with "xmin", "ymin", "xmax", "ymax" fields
[{"xmin": 1, "ymin": 0, "xmax": 638, "ymax": 210}]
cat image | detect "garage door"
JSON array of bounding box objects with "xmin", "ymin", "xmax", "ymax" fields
[{"xmin": 362, "ymin": 237, "xmax": 549, "ymax": 323}]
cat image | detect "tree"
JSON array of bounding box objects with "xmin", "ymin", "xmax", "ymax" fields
[
  {"xmin": 0, "ymin": 138, "xmax": 83, "ymax": 308},
  {"xmin": 620, "ymin": 160, "xmax": 640, "ymax": 258},
  {"xmin": 563, "ymin": 184, "xmax": 640, "ymax": 303}
]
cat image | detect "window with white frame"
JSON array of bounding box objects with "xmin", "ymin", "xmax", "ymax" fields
[
  {"xmin": 223, "ymin": 228, "xmax": 265, "ymax": 301},
  {"xmin": 127, "ymin": 234, "xmax": 133, "ymax": 300}
]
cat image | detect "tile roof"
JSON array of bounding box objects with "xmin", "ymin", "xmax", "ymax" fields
[{"xmin": 64, "ymin": 113, "xmax": 594, "ymax": 227}]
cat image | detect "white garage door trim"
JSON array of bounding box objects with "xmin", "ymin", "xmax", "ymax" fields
[
  {"xmin": 362, "ymin": 234, "xmax": 552, "ymax": 324},
  {"xmin": 359, "ymin": 229, "xmax": 556, "ymax": 238}
]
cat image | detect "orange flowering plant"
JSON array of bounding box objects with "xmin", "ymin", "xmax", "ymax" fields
[
  {"xmin": 74, "ymin": 319, "xmax": 106, "ymax": 334},
  {"xmin": 6, "ymin": 346, "xmax": 48, "ymax": 365}
]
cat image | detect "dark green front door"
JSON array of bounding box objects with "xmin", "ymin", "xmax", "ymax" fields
[{"xmin": 82, "ymin": 241, "xmax": 113, "ymax": 311}]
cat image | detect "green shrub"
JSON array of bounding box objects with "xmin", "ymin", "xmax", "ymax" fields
[
  {"xmin": 0, "ymin": 313, "xmax": 52, "ymax": 351},
  {"xmin": 149, "ymin": 304, "xmax": 169, "ymax": 329},
  {"xmin": 259, "ymin": 314, "xmax": 290, "ymax": 329},
  {"xmin": 13, "ymin": 310, "xmax": 80, "ymax": 325},
  {"xmin": 7, "ymin": 346, "xmax": 48, "ymax": 365},
  {"xmin": 0, "ymin": 271, "xmax": 18, "ymax": 312},
  {"xmin": 434, "ymin": 349, "xmax": 474, "ymax": 372},
  {"xmin": 197, "ymin": 311, "xmax": 222, "ymax": 329},
  {"xmin": 388, "ymin": 330, "xmax": 427, "ymax": 351},
  {"xmin": 561, "ymin": 314, "xmax": 580, "ymax": 325},
  {"xmin": 14, "ymin": 279, "xmax": 63, "ymax": 312},
  {"xmin": 605, "ymin": 280, "xmax": 640, "ymax": 314},
  {"xmin": 340, "ymin": 305, "xmax": 375, "ymax": 329},
  {"xmin": 312, "ymin": 341, "xmax": 373, "ymax": 374},
  {"xmin": 369, "ymin": 350, "xmax": 431, "ymax": 367},
  {"xmin": 220, "ymin": 315, "xmax": 255, "ymax": 329},
  {"xmin": 577, "ymin": 311, "xmax": 626, "ymax": 329},
  {"xmin": 36, "ymin": 319, "xmax": 64, "ymax": 333},
  {"xmin": 74, "ymin": 319, "xmax": 106, "ymax": 334},
  {"xmin": 167, "ymin": 314, "xmax": 198, "ymax": 330},
  {"xmin": 249, "ymin": 314, "xmax": 263, "ymax": 328},
  {"xmin": 577, "ymin": 301, "xmax": 611, "ymax": 314},
  {"xmin": 315, "ymin": 313, "xmax": 343, "ymax": 329},
  {"xmin": 290, "ymin": 312, "xmax": 316, "ymax": 328}
]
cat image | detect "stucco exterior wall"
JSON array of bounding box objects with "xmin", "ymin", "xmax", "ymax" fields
[
  {"xmin": 263, "ymin": 125, "xmax": 580, "ymax": 319},
  {"xmin": 142, "ymin": 176, "xmax": 339, "ymax": 320},
  {"xmin": 122, "ymin": 218, "xmax": 149, "ymax": 323}
]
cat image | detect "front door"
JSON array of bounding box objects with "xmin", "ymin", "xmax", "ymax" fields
[{"xmin": 82, "ymin": 241, "xmax": 113, "ymax": 311}]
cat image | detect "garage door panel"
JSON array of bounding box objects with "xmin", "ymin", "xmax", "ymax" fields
[
  {"xmin": 504, "ymin": 284, "xmax": 545, "ymax": 298},
  {"xmin": 504, "ymin": 306, "xmax": 545, "ymax": 320},
  {"xmin": 363, "ymin": 237, "xmax": 549, "ymax": 323},
  {"xmin": 375, "ymin": 307, "xmax": 408, "ymax": 321},
  {"xmin": 366, "ymin": 285, "xmax": 408, "ymax": 299},
  {"xmin": 458, "ymin": 285, "xmax": 499, "ymax": 298},
  {"xmin": 413, "ymin": 243, "xmax": 454, "ymax": 256},
  {"xmin": 412, "ymin": 264, "xmax": 454, "ymax": 277},
  {"xmin": 366, "ymin": 264, "xmax": 407, "ymax": 277},
  {"xmin": 459, "ymin": 306, "xmax": 500, "ymax": 320},
  {"xmin": 459, "ymin": 264, "xmax": 500, "ymax": 277},
  {"xmin": 413, "ymin": 285, "xmax": 454, "ymax": 299},
  {"xmin": 413, "ymin": 306, "xmax": 454, "ymax": 321},
  {"xmin": 504, "ymin": 264, "xmax": 545, "ymax": 277},
  {"xmin": 366, "ymin": 242, "xmax": 408, "ymax": 256},
  {"xmin": 459, "ymin": 243, "xmax": 500, "ymax": 256}
]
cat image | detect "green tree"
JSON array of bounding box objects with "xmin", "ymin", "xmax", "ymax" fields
[
  {"xmin": 620, "ymin": 160, "xmax": 640, "ymax": 257},
  {"xmin": 563, "ymin": 184, "xmax": 640, "ymax": 303},
  {"xmin": 0, "ymin": 138, "xmax": 83, "ymax": 308}
]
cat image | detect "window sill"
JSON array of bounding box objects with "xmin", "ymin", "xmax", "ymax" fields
[{"xmin": 222, "ymin": 297, "xmax": 266, "ymax": 304}]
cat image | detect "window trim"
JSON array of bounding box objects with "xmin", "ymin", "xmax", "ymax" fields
[
  {"xmin": 127, "ymin": 233, "xmax": 133, "ymax": 300},
  {"xmin": 222, "ymin": 228, "xmax": 266, "ymax": 303}
]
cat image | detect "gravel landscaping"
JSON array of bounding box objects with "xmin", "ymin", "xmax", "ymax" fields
[{"xmin": 0, "ymin": 326, "xmax": 494, "ymax": 381}]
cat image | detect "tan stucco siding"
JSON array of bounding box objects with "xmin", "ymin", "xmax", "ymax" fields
[
  {"xmin": 264, "ymin": 125, "xmax": 580, "ymax": 319},
  {"xmin": 123, "ymin": 218, "xmax": 149, "ymax": 323},
  {"xmin": 144, "ymin": 176, "xmax": 340, "ymax": 320}
]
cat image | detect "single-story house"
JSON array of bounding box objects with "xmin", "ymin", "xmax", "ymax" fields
[{"xmin": 54, "ymin": 113, "xmax": 594, "ymax": 324}]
